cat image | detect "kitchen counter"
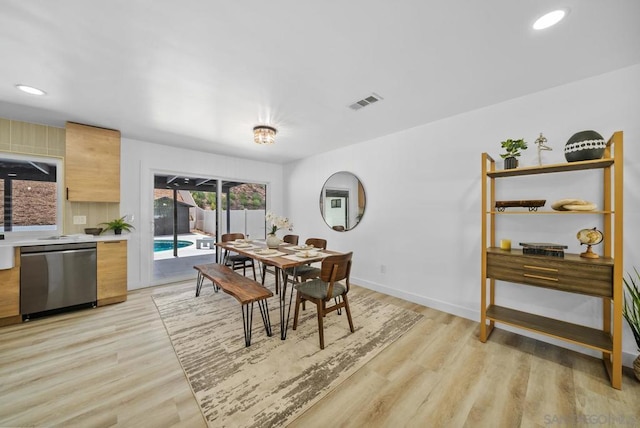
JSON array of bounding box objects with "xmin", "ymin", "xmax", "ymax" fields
[
  {"xmin": 0, "ymin": 234, "xmax": 130, "ymax": 269},
  {"xmin": 1, "ymin": 233, "xmax": 130, "ymax": 247}
]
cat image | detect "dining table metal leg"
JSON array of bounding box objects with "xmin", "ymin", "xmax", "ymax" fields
[
  {"xmin": 278, "ymin": 266, "xmax": 298, "ymax": 340},
  {"xmin": 260, "ymin": 262, "xmax": 267, "ymax": 285},
  {"xmin": 278, "ymin": 267, "xmax": 287, "ymax": 339}
]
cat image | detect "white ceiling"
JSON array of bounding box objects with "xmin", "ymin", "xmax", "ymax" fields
[{"xmin": 0, "ymin": 1, "xmax": 638, "ymax": 164}]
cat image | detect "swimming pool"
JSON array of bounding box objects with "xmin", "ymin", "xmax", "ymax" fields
[{"xmin": 154, "ymin": 239, "xmax": 194, "ymax": 252}]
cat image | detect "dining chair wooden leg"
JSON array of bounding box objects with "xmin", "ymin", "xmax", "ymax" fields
[
  {"xmin": 293, "ymin": 292, "xmax": 302, "ymax": 330},
  {"xmin": 317, "ymin": 300, "xmax": 325, "ymax": 349},
  {"xmin": 342, "ymin": 294, "xmax": 355, "ymax": 332}
]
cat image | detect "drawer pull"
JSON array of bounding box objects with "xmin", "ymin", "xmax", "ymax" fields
[
  {"xmin": 523, "ymin": 265, "xmax": 558, "ymax": 273},
  {"xmin": 523, "ymin": 273, "xmax": 558, "ymax": 282}
]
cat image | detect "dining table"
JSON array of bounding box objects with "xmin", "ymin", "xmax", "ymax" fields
[{"xmin": 215, "ymin": 239, "xmax": 341, "ymax": 340}]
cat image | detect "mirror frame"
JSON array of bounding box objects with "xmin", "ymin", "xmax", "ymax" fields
[{"xmin": 319, "ymin": 171, "xmax": 366, "ymax": 231}]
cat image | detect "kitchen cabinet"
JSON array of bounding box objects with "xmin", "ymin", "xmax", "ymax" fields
[
  {"xmin": 97, "ymin": 240, "xmax": 127, "ymax": 306},
  {"xmin": 480, "ymin": 131, "xmax": 623, "ymax": 389},
  {"xmin": 0, "ymin": 248, "xmax": 20, "ymax": 325},
  {"xmin": 65, "ymin": 122, "xmax": 121, "ymax": 202}
]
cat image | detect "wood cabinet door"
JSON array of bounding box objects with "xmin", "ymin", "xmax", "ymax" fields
[
  {"xmin": 65, "ymin": 122, "xmax": 121, "ymax": 202},
  {"xmin": 0, "ymin": 248, "xmax": 20, "ymax": 318},
  {"xmin": 97, "ymin": 241, "xmax": 127, "ymax": 304}
]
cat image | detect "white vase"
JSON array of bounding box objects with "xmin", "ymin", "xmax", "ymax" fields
[{"xmin": 266, "ymin": 234, "xmax": 281, "ymax": 249}]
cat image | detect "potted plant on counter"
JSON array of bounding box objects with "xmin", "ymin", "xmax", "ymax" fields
[
  {"xmin": 100, "ymin": 216, "xmax": 135, "ymax": 235},
  {"xmin": 500, "ymin": 138, "xmax": 528, "ymax": 169},
  {"xmin": 623, "ymin": 267, "xmax": 640, "ymax": 381}
]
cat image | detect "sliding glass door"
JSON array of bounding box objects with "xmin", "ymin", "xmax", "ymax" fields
[
  {"xmin": 152, "ymin": 174, "xmax": 266, "ymax": 283},
  {"xmin": 219, "ymin": 181, "xmax": 266, "ymax": 240}
]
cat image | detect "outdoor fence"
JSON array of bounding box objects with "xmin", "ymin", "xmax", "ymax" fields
[{"xmin": 194, "ymin": 208, "xmax": 267, "ymax": 239}]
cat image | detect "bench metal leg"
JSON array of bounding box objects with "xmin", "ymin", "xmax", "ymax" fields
[
  {"xmin": 195, "ymin": 271, "xmax": 204, "ymax": 297},
  {"xmin": 258, "ymin": 299, "xmax": 272, "ymax": 337},
  {"xmin": 241, "ymin": 299, "xmax": 272, "ymax": 347},
  {"xmin": 241, "ymin": 302, "xmax": 254, "ymax": 347},
  {"xmin": 195, "ymin": 271, "xmax": 219, "ymax": 297}
]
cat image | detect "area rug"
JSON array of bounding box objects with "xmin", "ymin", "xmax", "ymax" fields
[{"xmin": 152, "ymin": 283, "xmax": 423, "ymax": 427}]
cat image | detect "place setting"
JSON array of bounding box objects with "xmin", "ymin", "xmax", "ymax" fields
[
  {"xmin": 228, "ymin": 239, "xmax": 261, "ymax": 250},
  {"xmin": 250, "ymin": 248, "xmax": 286, "ymax": 258},
  {"xmin": 284, "ymin": 249, "xmax": 329, "ymax": 262},
  {"xmin": 291, "ymin": 243, "xmax": 315, "ymax": 251}
]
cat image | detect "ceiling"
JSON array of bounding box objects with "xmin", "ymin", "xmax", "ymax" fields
[
  {"xmin": 153, "ymin": 174, "xmax": 244, "ymax": 192},
  {"xmin": 0, "ymin": 158, "xmax": 57, "ymax": 182},
  {"xmin": 0, "ymin": 1, "xmax": 638, "ymax": 164}
]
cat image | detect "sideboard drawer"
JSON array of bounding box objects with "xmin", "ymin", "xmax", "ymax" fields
[{"xmin": 487, "ymin": 250, "xmax": 613, "ymax": 297}]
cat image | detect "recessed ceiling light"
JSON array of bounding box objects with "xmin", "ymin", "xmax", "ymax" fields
[
  {"xmin": 15, "ymin": 84, "xmax": 46, "ymax": 96},
  {"xmin": 533, "ymin": 9, "xmax": 567, "ymax": 30}
]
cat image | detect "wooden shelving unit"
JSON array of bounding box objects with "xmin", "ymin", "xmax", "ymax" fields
[{"xmin": 480, "ymin": 131, "xmax": 624, "ymax": 389}]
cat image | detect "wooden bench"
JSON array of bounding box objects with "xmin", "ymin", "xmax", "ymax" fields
[{"xmin": 194, "ymin": 263, "xmax": 273, "ymax": 346}]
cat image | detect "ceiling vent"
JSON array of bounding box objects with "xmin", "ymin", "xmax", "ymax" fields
[{"xmin": 348, "ymin": 93, "xmax": 383, "ymax": 111}]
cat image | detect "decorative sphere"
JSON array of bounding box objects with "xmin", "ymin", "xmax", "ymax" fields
[{"xmin": 564, "ymin": 130, "xmax": 606, "ymax": 162}]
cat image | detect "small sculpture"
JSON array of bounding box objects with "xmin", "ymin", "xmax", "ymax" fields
[{"xmin": 535, "ymin": 132, "xmax": 552, "ymax": 166}]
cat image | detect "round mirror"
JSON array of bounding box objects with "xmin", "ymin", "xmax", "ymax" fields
[{"xmin": 319, "ymin": 171, "xmax": 366, "ymax": 231}]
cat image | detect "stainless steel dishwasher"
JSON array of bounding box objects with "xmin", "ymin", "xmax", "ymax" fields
[{"xmin": 20, "ymin": 242, "xmax": 97, "ymax": 319}]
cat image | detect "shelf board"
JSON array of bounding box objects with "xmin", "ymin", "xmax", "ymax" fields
[
  {"xmin": 487, "ymin": 210, "xmax": 613, "ymax": 215},
  {"xmin": 486, "ymin": 305, "xmax": 612, "ymax": 353},
  {"xmin": 487, "ymin": 158, "xmax": 614, "ymax": 178},
  {"xmin": 486, "ymin": 248, "xmax": 614, "ymax": 265}
]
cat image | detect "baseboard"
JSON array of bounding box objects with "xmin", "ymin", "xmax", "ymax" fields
[
  {"xmin": 352, "ymin": 276, "xmax": 478, "ymax": 321},
  {"xmin": 352, "ymin": 276, "xmax": 638, "ymax": 369}
]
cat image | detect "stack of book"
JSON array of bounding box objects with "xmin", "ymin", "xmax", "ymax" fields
[{"xmin": 519, "ymin": 242, "xmax": 568, "ymax": 258}]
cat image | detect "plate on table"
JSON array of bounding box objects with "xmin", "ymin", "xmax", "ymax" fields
[
  {"xmin": 296, "ymin": 250, "xmax": 319, "ymax": 258},
  {"xmin": 256, "ymin": 249, "xmax": 277, "ymax": 255},
  {"xmin": 294, "ymin": 245, "xmax": 314, "ymax": 250},
  {"xmin": 233, "ymin": 243, "xmax": 251, "ymax": 248}
]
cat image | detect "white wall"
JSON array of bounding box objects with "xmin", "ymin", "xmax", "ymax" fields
[
  {"xmin": 120, "ymin": 139, "xmax": 283, "ymax": 289},
  {"xmin": 284, "ymin": 64, "xmax": 640, "ymax": 365}
]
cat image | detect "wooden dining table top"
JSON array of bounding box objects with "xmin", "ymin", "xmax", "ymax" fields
[{"xmin": 215, "ymin": 240, "xmax": 341, "ymax": 269}]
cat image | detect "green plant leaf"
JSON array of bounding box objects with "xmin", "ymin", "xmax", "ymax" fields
[{"xmin": 623, "ymin": 267, "xmax": 640, "ymax": 351}]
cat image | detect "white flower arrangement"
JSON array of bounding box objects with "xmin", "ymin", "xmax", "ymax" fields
[{"xmin": 265, "ymin": 211, "xmax": 293, "ymax": 235}]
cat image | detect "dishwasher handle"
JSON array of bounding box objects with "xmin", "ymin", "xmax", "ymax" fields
[
  {"xmin": 21, "ymin": 248, "xmax": 97, "ymax": 257},
  {"xmin": 21, "ymin": 242, "xmax": 97, "ymax": 254}
]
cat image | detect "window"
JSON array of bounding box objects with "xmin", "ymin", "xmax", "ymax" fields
[{"xmin": 0, "ymin": 154, "xmax": 62, "ymax": 235}]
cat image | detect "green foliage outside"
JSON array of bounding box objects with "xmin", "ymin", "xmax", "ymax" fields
[{"xmin": 185, "ymin": 183, "xmax": 265, "ymax": 211}]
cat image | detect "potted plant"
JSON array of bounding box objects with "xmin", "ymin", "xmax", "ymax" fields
[
  {"xmin": 265, "ymin": 211, "xmax": 293, "ymax": 248},
  {"xmin": 623, "ymin": 267, "xmax": 640, "ymax": 381},
  {"xmin": 100, "ymin": 216, "xmax": 135, "ymax": 235},
  {"xmin": 500, "ymin": 138, "xmax": 528, "ymax": 169}
]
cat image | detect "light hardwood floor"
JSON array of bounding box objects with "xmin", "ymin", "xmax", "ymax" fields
[{"xmin": 1, "ymin": 280, "xmax": 639, "ymax": 427}]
